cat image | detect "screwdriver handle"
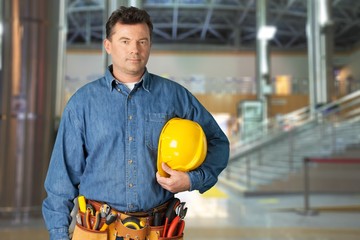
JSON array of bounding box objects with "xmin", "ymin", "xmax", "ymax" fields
[
  {"xmin": 78, "ymin": 195, "xmax": 87, "ymax": 213},
  {"xmin": 99, "ymin": 211, "xmax": 117, "ymax": 231}
]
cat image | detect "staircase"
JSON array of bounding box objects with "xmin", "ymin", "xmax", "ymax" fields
[{"xmin": 219, "ymin": 91, "xmax": 360, "ymax": 194}]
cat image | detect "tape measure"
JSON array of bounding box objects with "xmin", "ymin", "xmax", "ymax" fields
[{"xmin": 122, "ymin": 217, "xmax": 145, "ymax": 230}]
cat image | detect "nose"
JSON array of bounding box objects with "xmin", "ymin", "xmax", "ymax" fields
[{"xmin": 130, "ymin": 41, "xmax": 140, "ymax": 53}]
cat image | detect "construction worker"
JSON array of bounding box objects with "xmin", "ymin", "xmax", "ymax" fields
[{"xmin": 42, "ymin": 6, "xmax": 229, "ymax": 240}]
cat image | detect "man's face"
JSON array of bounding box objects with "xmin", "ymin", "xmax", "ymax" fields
[{"xmin": 104, "ymin": 22, "xmax": 151, "ymax": 80}]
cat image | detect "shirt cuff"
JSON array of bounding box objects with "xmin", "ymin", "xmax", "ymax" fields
[
  {"xmin": 188, "ymin": 169, "xmax": 204, "ymax": 192},
  {"xmin": 49, "ymin": 227, "xmax": 70, "ymax": 240}
]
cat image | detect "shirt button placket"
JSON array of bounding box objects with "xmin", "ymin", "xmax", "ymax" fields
[{"xmin": 127, "ymin": 96, "xmax": 136, "ymax": 211}]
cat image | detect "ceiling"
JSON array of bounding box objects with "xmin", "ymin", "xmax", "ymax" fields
[{"xmin": 66, "ymin": 0, "xmax": 360, "ymax": 51}]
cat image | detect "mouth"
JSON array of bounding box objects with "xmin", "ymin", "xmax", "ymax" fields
[{"xmin": 128, "ymin": 58, "xmax": 141, "ymax": 63}]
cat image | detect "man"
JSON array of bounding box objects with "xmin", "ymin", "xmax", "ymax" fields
[{"xmin": 42, "ymin": 6, "xmax": 229, "ymax": 240}]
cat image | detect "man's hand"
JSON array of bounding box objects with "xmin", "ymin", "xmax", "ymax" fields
[{"xmin": 156, "ymin": 162, "xmax": 191, "ymax": 193}]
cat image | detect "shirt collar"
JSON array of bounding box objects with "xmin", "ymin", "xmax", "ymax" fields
[{"xmin": 105, "ymin": 65, "xmax": 150, "ymax": 93}]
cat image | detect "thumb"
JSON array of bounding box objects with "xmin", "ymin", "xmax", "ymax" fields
[{"xmin": 162, "ymin": 162, "xmax": 175, "ymax": 176}]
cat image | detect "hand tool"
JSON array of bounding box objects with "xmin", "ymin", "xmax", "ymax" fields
[
  {"xmin": 175, "ymin": 202, "xmax": 187, "ymax": 216},
  {"xmin": 100, "ymin": 203, "xmax": 111, "ymax": 218},
  {"xmin": 85, "ymin": 208, "xmax": 92, "ymax": 229},
  {"xmin": 78, "ymin": 195, "xmax": 87, "ymax": 213},
  {"xmin": 84, "ymin": 203, "xmax": 96, "ymax": 229},
  {"xmin": 76, "ymin": 213, "xmax": 82, "ymax": 226},
  {"xmin": 99, "ymin": 210, "xmax": 117, "ymax": 231},
  {"xmin": 122, "ymin": 216, "xmax": 145, "ymax": 230},
  {"xmin": 92, "ymin": 210, "xmax": 101, "ymax": 230},
  {"xmin": 177, "ymin": 219, "xmax": 185, "ymax": 236},
  {"xmin": 162, "ymin": 198, "xmax": 181, "ymax": 237},
  {"xmin": 166, "ymin": 217, "xmax": 185, "ymax": 237},
  {"xmin": 86, "ymin": 203, "xmax": 95, "ymax": 216},
  {"xmin": 166, "ymin": 202, "xmax": 187, "ymax": 237},
  {"xmin": 153, "ymin": 212, "xmax": 162, "ymax": 226}
]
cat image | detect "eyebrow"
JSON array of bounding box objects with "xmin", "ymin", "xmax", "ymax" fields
[{"xmin": 118, "ymin": 37, "xmax": 149, "ymax": 41}]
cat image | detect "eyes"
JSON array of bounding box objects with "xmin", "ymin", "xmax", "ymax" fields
[{"xmin": 120, "ymin": 39, "xmax": 149, "ymax": 46}]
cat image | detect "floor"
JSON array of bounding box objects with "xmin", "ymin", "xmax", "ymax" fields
[{"xmin": 1, "ymin": 184, "xmax": 360, "ymax": 240}]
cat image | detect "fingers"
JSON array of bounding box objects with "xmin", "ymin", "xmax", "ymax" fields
[
  {"xmin": 156, "ymin": 165, "xmax": 191, "ymax": 193},
  {"xmin": 161, "ymin": 162, "xmax": 174, "ymax": 176}
]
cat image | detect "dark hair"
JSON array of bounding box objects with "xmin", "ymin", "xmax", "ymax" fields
[{"xmin": 105, "ymin": 6, "xmax": 153, "ymax": 40}]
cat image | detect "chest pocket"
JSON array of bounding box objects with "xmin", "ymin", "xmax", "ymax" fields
[{"xmin": 145, "ymin": 113, "xmax": 169, "ymax": 150}]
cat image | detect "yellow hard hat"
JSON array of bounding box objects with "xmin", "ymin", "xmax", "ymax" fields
[{"xmin": 157, "ymin": 118, "xmax": 207, "ymax": 177}]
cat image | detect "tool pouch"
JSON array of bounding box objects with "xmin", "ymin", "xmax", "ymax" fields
[
  {"xmin": 158, "ymin": 235, "xmax": 183, "ymax": 240},
  {"xmin": 147, "ymin": 225, "xmax": 163, "ymax": 240},
  {"xmin": 72, "ymin": 223, "xmax": 108, "ymax": 240},
  {"xmin": 147, "ymin": 225, "xmax": 184, "ymax": 240},
  {"xmin": 72, "ymin": 211, "xmax": 107, "ymax": 240},
  {"xmin": 109, "ymin": 219, "xmax": 148, "ymax": 240}
]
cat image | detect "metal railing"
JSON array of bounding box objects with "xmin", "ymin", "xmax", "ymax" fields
[
  {"xmin": 222, "ymin": 90, "xmax": 360, "ymax": 191},
  {"xmin": 300, "ymin": 157, "xmax": 360, "ymax": 215}
]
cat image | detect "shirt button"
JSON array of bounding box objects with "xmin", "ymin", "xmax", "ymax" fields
[
  {"xmin": 129, "ymin": 136, "xmax": 133, "ymax": 141},
  {"xmin": 128, "ymin": 159, "xmax": 133, "ymax": 164},
  {"xmin": 128, "ymin": 115, "xmax": 133, "ymax": 120},
  {"xmin": 129, "ymin": 183, "xmax": 133, "ymax": 188}
]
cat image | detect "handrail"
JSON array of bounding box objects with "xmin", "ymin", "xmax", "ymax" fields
[
  {"xmin": 232, "ymin": 89, "xmax": 360, "ymax": 159},
  {"xmin": 223, "ymin": 90, "xmax": 360, "ymax": 193},
  {"xmin": 316, "ymin": 90, "xmax": 360, "ymax": 113}
]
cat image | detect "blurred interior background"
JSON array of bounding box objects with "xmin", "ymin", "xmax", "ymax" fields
[{"xmin": 1, "ymin": 0, "xmax": 360, "ymax": 239}]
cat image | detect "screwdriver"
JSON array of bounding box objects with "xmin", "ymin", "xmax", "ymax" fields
[
  {"xmin": 78, "ymin": 195, "xmax": 87, "ymax": 213},
  {"xmin": 99, "ymin": 210, "xmax": 117, "ymax": 231}
]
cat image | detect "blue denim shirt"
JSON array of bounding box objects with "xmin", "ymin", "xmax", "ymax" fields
[{"xmin": 42, "ymin": 66, "xmax": 229, "ymax": 240}]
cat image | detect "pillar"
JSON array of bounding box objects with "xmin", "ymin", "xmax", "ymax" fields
[
  {"xmin": 307, "ymin": 0, "xmax": 334, "ymax": 116},
  {"xmin": 0, "ymin": 0, "xmax": 66, "ymax": 221}
]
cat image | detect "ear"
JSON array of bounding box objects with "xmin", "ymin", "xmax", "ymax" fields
[{"xmin": 103, "ymin": 38, "xmax": 111, "ymax": 54}]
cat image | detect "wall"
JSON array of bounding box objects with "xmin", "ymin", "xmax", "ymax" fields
[
  {"xmin": 347, "ymin": 46, "xmax": 360, "ymax": 80},
  {"xmin": 65, "ymin": 49, "xmax": 311, "ymax": 94},
  {"xmin": 147, "ymin": 51, "xmax": 256, "ymax": 78},
  {"xmin": 64, "ymin": 48, "xmax": 357, "ymax": 117},
  {"xmin": 147, "ymin": 50, "xmax": 311, "ymax": 83},
  {"xmin": 333, "ymin": 47, "xmax": 360, "ymax": 96}
]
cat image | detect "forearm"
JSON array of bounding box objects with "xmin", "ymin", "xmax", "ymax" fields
[
  {"xmin": 188, "ymin": 135, "xmax": 230, "ymax": 193},
  {"xmin": 42, "ymin": 195, "xmax": 72, "ymax": 240}
]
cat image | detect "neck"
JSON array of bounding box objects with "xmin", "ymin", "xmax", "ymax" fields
[{"xmin": 112, "ymin": 68, "xmax": 145, "ymax": 83}]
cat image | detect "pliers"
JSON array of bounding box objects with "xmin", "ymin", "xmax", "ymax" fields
[
  {"xmin": 92, "ymin": 211, "xmax": 101, "ymax": 230},
  {"xmin": 100, "ymin": 203, "xmax": 110, "ymax": 218},
  {"xmin": 85, "ymin": 204, "xmax": 101, "ymax": 230},
  {"xmin": 85, "ymin": 208, "xmax": 92, "ymax": 229},
  {"xmin": 166, "ymin": 202, "xmax": 187, "ymax": 237},
  {"xmin": 162, "ymin": 198, "xmax": 181, "ymax": 237}
]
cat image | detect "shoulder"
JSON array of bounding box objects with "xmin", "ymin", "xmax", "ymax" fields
[
  {"xmin": 148, "ymin": 73, "xmax": 189, "ymax": 92},
  {"xmin": 66, "ymin": 77, "xmax": 106, "ymax": 107}
]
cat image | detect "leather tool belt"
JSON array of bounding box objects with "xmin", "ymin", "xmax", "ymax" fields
[{"xmin": 72, "ymin": 197, "xmax": 186, "ymax": 240}]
